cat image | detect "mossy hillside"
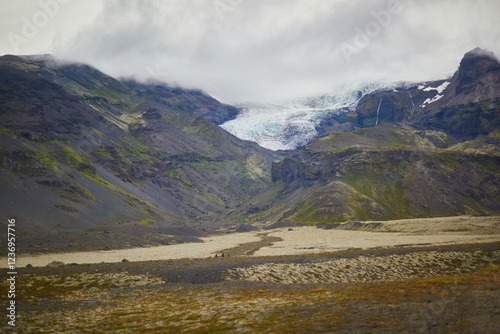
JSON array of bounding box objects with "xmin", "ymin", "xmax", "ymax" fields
[
  {"xmin": 226, "ymin": 181, "xmax": 289, "ymax": 222},
  {"xmin": 0, "ymin": 54, "xmax": 279, "ymax": 229},
  {"xmin": 87, "ymin": 128, "xmax": 272, "ymax": 216},
  {"xmin": 90, "ymin": 136, "xmax": 161, "ymax": 167},
  {"xmin": 183, "ymin": 155, "xmax": 269, "ymax": 207},
  {"xmin": 138, "ymin": 88, "xmax": 274, "ymax": 201},
  {"xmin": 130, "ymin": 103, "xmax": 274, "ymax": 209},
  {"xmin": 340, "ymin": 164, "xmax": 411, "ymax": 220},
  {"xmin": 86, "ymin": 127, "xmax": 179, "ymax": 184},
  {"xmin": 0, "ymin": 55, "xmax": 41, "ymax": 70},
  {"xmin": 290, "ymin": 184, "xmax": 378, "ymax": 224},
  {"xmin": 0, "ymin": 127, "xmax": 12, "ymax": 135},
  {"xmin": 1, "ymin": 139, "xmax": 98, "ymax": 202},
  {"xmin": 10, "ymin": 141, "xmax": 63, "ymax": 176},
  {"xmin": 55, "ymin": 62, "xmax": 133, "ymax": 103},
  {"xmin": 17, "ymin": 137, "xmax": 163, "ymax": 218},
  {"xmin": 311, "ymin": 125, "xmax": 451, "ymax": 154},
  {"xmin": 488, "ymin": 127, "xmax": 500, "ymax": 139},
  {"xmin": 135, "ymin": 218, "xmax": 154, "ymax": 225},
  {"xmin": 183, "ymin": 117, "xmax": 221, "ymax": 141},
  {"xmin": 89, "ymin": 87, "xmax": 129, "ymax": 104},
  {"xmin": 281, "ymin": 158, "xmax": 411, "ymax": 224},
  {"xmin": 244, "ymin": 153, "xmax": 269, "ymax": 182},
  {"xmin": 238, "ymin": 124, "xmax": 500, "ymax": 223},
  {"xmin": 179, "ymin": 113, "xmax": 263, "ymax": 161},
  {"xmin": 448, "ymin": 129, "xmax": 500, "ymax": 156}
]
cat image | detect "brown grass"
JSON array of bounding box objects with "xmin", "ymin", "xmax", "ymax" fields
[{"xmin": 6, "ymin": 265, "xmax": 499, "ymax": 333}]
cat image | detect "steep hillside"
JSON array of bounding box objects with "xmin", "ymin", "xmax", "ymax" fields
[
  {"xmin": 227, "ymin": 124, "xmax": 500, "ymax": 223},
  {"xmin": 314, "ymin": 48, "xmax": 500, "ymax": 145},
  {"xmin": 343, "ymin": 48, "xmax": 500, "ymax": 139},
  {"xmin": 1, "ymin": 49, "xmax": 499, "ymax": 252},
  {"xmin": 227, "ymin": 48, "xmax": 500, "ymax": 224},
  {"xmin": 0, "ymin": 55, "xmax": 276, "ymax": 251}
]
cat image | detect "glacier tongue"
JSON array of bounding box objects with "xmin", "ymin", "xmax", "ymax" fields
[
  {"xmin": 220, "ymin": 103, "xmax": 322, "ymax": 150},
  {"xmin": 220, "ymin": 82, "xmax": 405, "ymax": 151}
]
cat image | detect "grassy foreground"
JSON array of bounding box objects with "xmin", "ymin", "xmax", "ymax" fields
[{"xmin": 2, "ymin": 243, "xmax": 499, "ymax": 333}]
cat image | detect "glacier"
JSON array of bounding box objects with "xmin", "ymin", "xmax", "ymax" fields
[{"xmin": 221, "ymin": 81, "xmax": 407, "ymax": 150}]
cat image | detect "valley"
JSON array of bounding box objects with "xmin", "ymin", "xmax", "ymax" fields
[
  {"xmin": 0, "ymin": 47, "xmax": 499, "ymax": 333},
  {"xmin": 1, "ymin": 49, "xmax": 500, "ymax": 249}
]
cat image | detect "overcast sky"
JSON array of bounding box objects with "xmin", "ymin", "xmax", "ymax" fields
[{"xmin": 1, "ymin": 0, "xmax": 499, "ymax": 103}]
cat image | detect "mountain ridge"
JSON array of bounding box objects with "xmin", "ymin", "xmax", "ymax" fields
[
  {"xmin": 222, "ymin": 48, "xmax": 500, "ymax": 150},
  {"xmin": 226, "ymin": 48, "xmax": 500, "ymax": 223},
  {"xmin": 228, "ymin": 123, "xmax": 500, "ymax": 223},
  {"xmin": 0, "ymin": 54, "xmax": 278, "ymax": 252},
  {"xmin": 0, "ymin": 48, "xmax": 499, "ymax": 253}
]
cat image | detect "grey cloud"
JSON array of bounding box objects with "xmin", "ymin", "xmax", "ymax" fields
[{"xmin": 13, "ymin": 0, "xmax": 500, "ymax": 103}]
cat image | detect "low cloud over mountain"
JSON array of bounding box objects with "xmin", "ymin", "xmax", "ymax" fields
[{"xmin": 1, "ymin": 0, "xmax": 499, "ymax": 103}]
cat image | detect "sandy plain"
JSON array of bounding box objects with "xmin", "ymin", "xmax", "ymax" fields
[{"xmin": 5, "ymin": 215, "xmax": 499, "ymax": 267}]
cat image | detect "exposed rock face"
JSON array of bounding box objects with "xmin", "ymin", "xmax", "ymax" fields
[
  {"xmin": 456, "ymin": 48, "xmax": 500, "ymax": 96},
  {"xmin": 228, "ymin": 124, "xmax": 500, "ymax": 223},
  {"xmin": 1, "ymin": 48, "xmax": 499, "ymax": 243},
  {"xmin": 320, "ymin": 48, "xmax": 500, "ymax": 141},
  {"xmin": 271, "ymin": 158, "xmax": 319, "ymax": 184},
  {"xmin": 412, "ymin": 48, "xmax": 500, "ymax": 139}
]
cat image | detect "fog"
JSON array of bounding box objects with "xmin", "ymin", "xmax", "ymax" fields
[{"xmin": 1, "ymin": 0, "xmax": 499, "ymax": 103}]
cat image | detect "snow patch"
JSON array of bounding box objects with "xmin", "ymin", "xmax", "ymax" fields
[
  {"xmin": 422, "ymin": 94, "xmax": 443, "ymax": 107},
  {"xmin": 421, "ymin": 81, "xmax": 450, "ymax": 93},
  {"xmin": 436, "ymin": 81, "xmax": 450, "ymax": 94},
  {"xmin": 418, "ymin": 81, "xmax": 450, "ymax": 108}
]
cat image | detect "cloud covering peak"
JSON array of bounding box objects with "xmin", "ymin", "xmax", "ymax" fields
[{"xmin": 1, "ymin": 0, "xmax": 499, "ymax": 103}]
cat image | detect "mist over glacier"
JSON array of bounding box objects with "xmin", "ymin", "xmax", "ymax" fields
[{"xmin": 221, "ymin": 81, "xmax": 406, "ymax": 150}]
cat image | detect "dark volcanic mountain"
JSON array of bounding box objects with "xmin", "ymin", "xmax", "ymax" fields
[
  {"xmin": 0, "ymin": 49, "xmax": 499, "ymax": 253},
  {"xmin": 321, "ymin": 48, "xmax": 500, "ymax": 139},
  {"xmin": 228, "ymin": 48, "xmax": 500, "ymax": 223},
  {"xmin": 0, "ymin": 55, "xmax": 276, "ymax": 252}
]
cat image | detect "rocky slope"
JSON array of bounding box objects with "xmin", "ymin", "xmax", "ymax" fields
[
  {"xmin": 1, "ymin": 48, "xmax": 499, "ymax": 251},
  {"xmin": 223, "ymin": 48, "xmax": 500, "ymax": 151},
  {"xmin": 0, "ymin": 54, "xmax": 277, "ymax": 248},
  {"xmin": 225, "ymin": 48, "xmax": 500, "ymax": 223},
  {"xmin": 228, "ymin": 123, "xmax": 500, "ymax": 223},
  {"xmin": 321, "ymin": 48, "xmax": 500, "ymax": 139}
]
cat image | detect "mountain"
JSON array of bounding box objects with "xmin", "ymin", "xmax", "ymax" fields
[
  {"xmin": 1, "ymin": 48, "xmax": 499, "ymax": 253},
  {"xmin": 341, "ymin": 47, "xmax": 500, "ymax": 138},
  {"xmin": 226, "ymin": 48, "xmax": 500, "ymax": 223},
  {"xmin": 0, "ymin": 54, "xmax": 277, "ymax": 252},
  {"xmin": 227, "ymin": 124, "xmax": 500, "ymax": 223},
  {"xmin": 223, "ymin": 48, "xmax": 500, "ymax": 151}
]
